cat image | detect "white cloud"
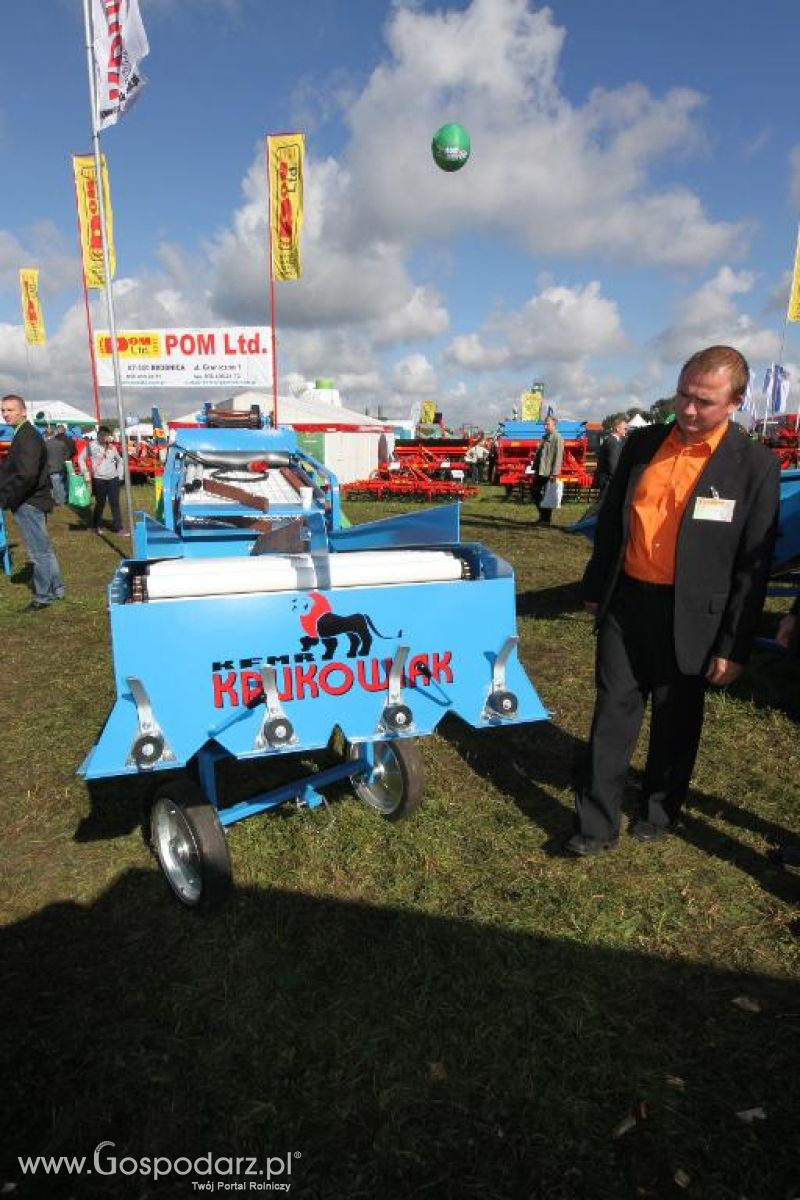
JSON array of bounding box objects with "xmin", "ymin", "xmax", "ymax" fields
[
  {"xmin": 653, "ymin": 266, "xmax": 781, "ymax": 364},
  {"xmin": 445, "ymin": 280, "xmax": 626, "ymax": 370},
  {"xmin": 0, "ymin": 0, "xmax": 765, "ymax": 420},
  {"xmin": 0, "ymin": 222, "xmax": 78, "ymax": 297},
  {"xmin": 446, "ymin": 333, "xmax": 509, "ymax": 370},
  {"xmin": 340, "ymin": 0, "xmax": 744, "ymax": 267},
  {"xmin": 391, "ymin": 353, "xmax": 438, "ymax": 396}
]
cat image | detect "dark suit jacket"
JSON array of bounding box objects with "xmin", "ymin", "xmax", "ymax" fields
[
  {"xmin": 592, "ymin": 433, "xmax": 624, "ymax": 489},
  {"xmin": 0, "ymin": 421, "xmax": 52, "ymax": 513},
  {"xmin": 582, "ymin": 422, "xmax": 780, "ymax": 674}
]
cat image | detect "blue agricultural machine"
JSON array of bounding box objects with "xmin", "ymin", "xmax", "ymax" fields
[
  {"xmin": 0, "ymin": 510, "xmax": 11, "ymax": 576},
  {"xmin": 81, "ymin": 418, "xmax": 548, "ymax": 907}
]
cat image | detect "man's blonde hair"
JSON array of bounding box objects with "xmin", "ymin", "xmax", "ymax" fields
[{"xmin": 679, "ymin": 346, "xmax": 749, "ymax": 400}]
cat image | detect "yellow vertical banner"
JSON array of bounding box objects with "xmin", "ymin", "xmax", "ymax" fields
[
  {"xmin": 421, "ymin": 401, "xmax": 437, "ymax": 425},
  {"xmin": 72, "ymin": 154, "xmax": 116, "ymax": 289},
  {"xmin": 520, "ymin": 389, "xmax": 543, "ymax": 421},
  {"xmin": 267, "ymin": 133, "xmax": 305, "ymax": 281},
  {"xmin": 788, "ymin": 230, "xmax": 800, "ymax": 323},
  {"xmin": 19, "ymin": 269, "xmax": 46, "ymax": 345}
]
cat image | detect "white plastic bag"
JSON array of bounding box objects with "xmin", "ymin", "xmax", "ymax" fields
[{"xmin": 540, "ymin": 478, "xmax": 564, "ymax": 509}]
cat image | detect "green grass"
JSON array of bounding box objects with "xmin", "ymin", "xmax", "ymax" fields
[{"xmin": 0, "ymin": 486, "xmax": 798, "ymax": 1199}]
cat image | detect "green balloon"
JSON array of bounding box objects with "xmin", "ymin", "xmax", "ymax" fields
[{"xmin": 432, "ymin": 123, "xmax": 471, "ymax": 172}]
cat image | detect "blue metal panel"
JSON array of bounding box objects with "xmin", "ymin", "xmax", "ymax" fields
[
  {"xmin": 774, "ymin": 469, "xmax": 800, "ymax": 573},
  {"xmin": 328, "ymin": 504, "xmax": 460, "ymax": 551},
  {"xmin": 499, "ymin": 420, "xmax": 586, "ymax": 440},
  {"xmin": 80, "ymin": 570, "xmax": 547, "ymax": 779},
  {"xmin": 174, "ymin": 427, "xmax": 299, "ymax": 455},
  {"xmin": 0, "ymin": 510, "xmax": 11, "ymax": 576}
]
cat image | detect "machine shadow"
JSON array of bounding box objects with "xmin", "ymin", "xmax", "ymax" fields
[
  {"xmin": 1, "ymin": 869, "xmax": 798, "ymax": 1200},
  {"xmin": 515, "ymin": 581, "xmax": 584, "ymax": 620},
  {"xmin": 439, "ymin": 714, "xmax": 584, "ymax": 845}
]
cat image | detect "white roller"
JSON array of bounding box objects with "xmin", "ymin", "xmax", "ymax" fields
[{"xmin": 142, "ymin": 550, "xmax": 463, "ymax": 600}]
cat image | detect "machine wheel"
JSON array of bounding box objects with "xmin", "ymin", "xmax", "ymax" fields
[
  {"xmin": 150, "ymin": 777, "xmax": 232, "ymax": 909},
  {"xmin": 349, "ymin": 739, "xmax": 424, "ymax": 822}
]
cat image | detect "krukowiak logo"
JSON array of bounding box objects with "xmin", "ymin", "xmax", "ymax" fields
[{"xmin": 211, "ymin": 591, "xmax": 453, "ymax": 708}]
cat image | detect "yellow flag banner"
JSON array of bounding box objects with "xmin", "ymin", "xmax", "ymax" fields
[
  {"xmin": 19, "ymin": 269, "xmax": 46, "ymax": 345},
  {"xmin": 788, "ymin": 232, "xmax": 800, "ymax": 323},
  {"xmin": 72, "ymin": 154, "xmax": 116, "ymax": 289},
  {"xmin": 521, "ymin": 390, "xmax": 543, "ymax": 422},
  {"xmin": 267, "ymin": 133, "xmax": 305, "ymax": 281},
  {"xmin": 421, "ymin": 401, "xmax": 437, "ymax": 425}
]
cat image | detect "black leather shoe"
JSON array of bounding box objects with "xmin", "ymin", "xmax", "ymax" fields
[
  {"xmin": 565, "ymin": 832, "xmax": 619, "ymax": 856},
  {"xmin": 632, "ymin": 820, "xmax": 672, "ymax": 843},
  {"xmin": 24, "ymin": 600, "xmax": 50, "ymax": 612}
]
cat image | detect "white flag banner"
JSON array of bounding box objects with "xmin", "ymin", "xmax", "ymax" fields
[
  {"xmin": 91, "ymin": 0, "xmax": 149, "ymax": 131},
  {"xmin": 763, "ymin": 363, "xmax": 791, "ymax": 416},
  {"xmin": 736, "ymin": 369, "xmax": 757, "ymax": 429}
]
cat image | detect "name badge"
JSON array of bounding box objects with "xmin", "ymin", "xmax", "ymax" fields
[{"xmin": 693, "ymin": 496, "xmax": 735, "ymax": 522}]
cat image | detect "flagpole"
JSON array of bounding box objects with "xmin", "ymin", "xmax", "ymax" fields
[
  {"xmin": 81, "ymin": 0, "xmax": 135, "ymax": 535},
  {"xmin": 266, "ymin": 141, "xmax": 279, "ymax": 428},
  {"xmin": 81, "ymin": 274, "xmax": 102, "ymax": 426}
]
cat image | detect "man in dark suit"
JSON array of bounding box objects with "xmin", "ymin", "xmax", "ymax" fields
[
  {"xmin": 567, "ymin": 346, "xmax": 779, "ymax": 855},
  {"xmin": 593, "ymin": 415, "xmax": 628, "ymax": 492},
  {"xmin": 0, "ymin": 394, "xmax": 65, "ymax": 611}
]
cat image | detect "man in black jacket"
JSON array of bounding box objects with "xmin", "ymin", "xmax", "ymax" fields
[
  {"xmin": 593, "ymin": 415, "xmax": 628, "ymax": 492},
  {"xmin": 568, "ymin": 347, "xmax": 779, "ymax": 855},
  {"xmin": 0, "ymin": 394, "xmax": 65, "ymax": 611}
]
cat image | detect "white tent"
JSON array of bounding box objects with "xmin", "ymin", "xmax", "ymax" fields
[
  {"xmin": 627, "ymin": 413, "xmax": 649, "ymax": 428},
  {"xmin": 229, "ymin": 390, "xmax": 392, "ymax": 431},
  {"xmin": 30, "ymin": 401, "xmax": 96, "ymax": 427}
]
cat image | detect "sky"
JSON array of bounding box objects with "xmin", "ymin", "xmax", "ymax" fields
[{"xmin": 1, "ymin": 0, "xmax": 799, "ymax": 425}]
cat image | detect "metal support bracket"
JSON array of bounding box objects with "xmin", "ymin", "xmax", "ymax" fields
[
  {"xmin": 482, "ymin": 636, "xmax": 520, "ymax": 723},
  {"xmin": 254, "ymin": 664, "xmax": 297, "ymax": 750},
  {"xmin": 380, "ymin": 644, "xmax": 415, "ymax": 733},
  {"xmin": 295, "ymin": 784, "xmax": 327, "ymax": 811},
  {"xmin": 125, "ymin": 676, "xmax": 176, "ymax": 770}
]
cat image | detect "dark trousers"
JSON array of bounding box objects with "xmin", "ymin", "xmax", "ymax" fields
[
  {"xmin": 92, "ymin": 477, "xmax": 122, "ymax": 531},
  {"xmin": 575, "ymin": 577, "xmax": 707, "ymax": 841},
  {"xmin": 532, "ymin": 476, "xmax": 553, "ymax": 523}
]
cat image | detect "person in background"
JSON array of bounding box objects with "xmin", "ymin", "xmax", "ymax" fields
[
  {"xmin": 486, "ymin": 437, "xmax": 498, "ymax": 485},
  {"xmin": 568, "ymin": 346, "xmax": 779, "ymax": 856},
  {"xmin": 464, "ymin": 440, "xmax": 480, "ymax": 483},
  {"xmin": 55, "ymin": 424, "xmax": 75, "ymax": 460},
  {"xmin": 474, "ymin": 437, "xmax": 490, "ymax": 482},
  {"xmin": 81, "ymin": 425, "xmax": 127, "ymax": 536},
  {"xmin": 593, "ymin": 415, "xmax": 628, "ymax": 493},
  {"xmin": 531, "ymin": 415, "xmax": 564, "ymax": 525},
  {"xmin": 44, "ymin": 427, "xmax": 71, "ymax": 506},
  {"xmin": 0, "ymin": 394, "xmax": 65, "ymax": 611}
]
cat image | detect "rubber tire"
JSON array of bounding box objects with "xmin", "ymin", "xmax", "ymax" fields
[
  {"xmin": 150, "ymin": 776, "xmax": 232, "ymax": 909},
  {"xmin": 350, "ymin": 739, "xmax": 425, "ymax": 823}
]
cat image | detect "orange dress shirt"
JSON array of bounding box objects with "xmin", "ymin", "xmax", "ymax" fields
[{"xmin": 623, "ymin": 421, "xmax": 730, "ymax": 585}]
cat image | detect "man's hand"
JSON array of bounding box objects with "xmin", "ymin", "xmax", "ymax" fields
[
  {"xmin": 776, "ymin": 614, "xmax": 798, "ymax": 651},
  {"xmin": 583, "ymin": 601, "xmax": 599, "ymax": 616},
  {"xmin": 705, "ymin": 656, "xmax": 743, "ymax": 687}
]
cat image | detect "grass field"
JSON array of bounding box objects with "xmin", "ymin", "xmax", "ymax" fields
[{"xmin": 1, "ymin": 486, "xmax": 798, "ymax": 1200}]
